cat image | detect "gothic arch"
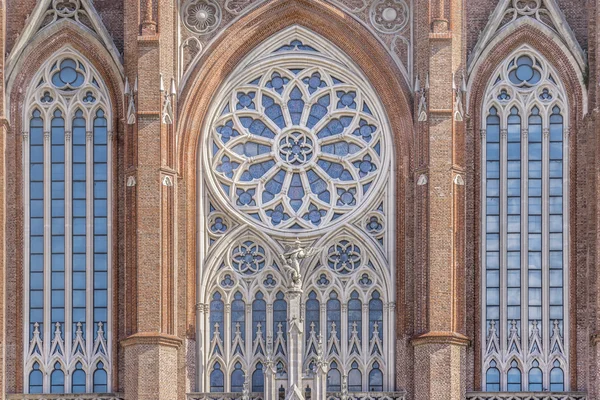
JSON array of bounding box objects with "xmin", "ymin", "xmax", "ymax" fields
[
  {"xmin": 466, "ymin": 29, "xmax": 585, "ymax": 390},
  {"xmin": 5, "ymin": 30, "xmax": 123, "ymax": 392},
  {"xmin": 189, "ymin": 15, "xmax": 405, "ymax": 392},
  {"xmin": 178, "ymin": 0, "xmax": 414, "ymax": 347}
]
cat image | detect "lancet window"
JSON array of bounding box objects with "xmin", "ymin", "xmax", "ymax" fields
[
  {"xmin": 481, "ymin": 46, "xmax": 568, "ymax": 391},
  {"xmin": 23, "ymin": 49, "xmax": 112, "ymax": 393}
]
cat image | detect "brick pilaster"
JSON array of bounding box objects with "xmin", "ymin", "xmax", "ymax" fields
[
  {"xmin": 412, "ymin": 0, "xmax": 468, "ymax": 399},
  {"xmin": 121, "ymin": 0, "xmax": 181, "ymax": 399}
]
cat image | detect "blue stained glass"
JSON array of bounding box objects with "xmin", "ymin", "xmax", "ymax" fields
[
  {"xmin": 210, "ymin": 292, "xmax": 224, "ymax": 340},
  {"xmin": 93, "ymin": 363, "xmax": 107, "ymax": 392},
  {"xmin": 29, "ymin": 363, "xmax": 43, "ymax": 394},
  {"xmin": 317, "ymin": 159, "xmax": 352, "ymax": 181},
  {"xmin": 349, "ymin": 362, "xmax": 362, "ymax": 391},
  {"xmin": 231, "ymin": 292, "xmax": 245, "ymax": 341},
  {"xmin": 252, "ymin": 292, "xmax": 266, "ymax": 341},
  {"xmin": 317, "ymin": 116, "xmax": 353, "ymax": 139},
  {"xmin": 266, "ymin": 203, "xmax": 289, "ymax": 225},
  {"xmin": 550, "ymin": 361, "xmax": 564, "ymax": 391},
  {"xmin": 486, "ymin": 362, "xmax": 500, "ymax": 391},
  {"xmin": 241, "ymin": 160, "xmax": 276, "ymax": 182},
  {"xmin": 210, "ymin": 363, "xmax": 224, "ymax": 392},
  {"xmin": 327, "ymin": 362, "xmax": 341, "ymax": 391},
  {"xmin": 72, "ymin": 363, "xmax": 86, "ymax": 393},
  {"xmin": 216, "ymin": 120, "xmax": 239, "ymax": 143},
  {"xmin": 232, "ymin": 142, "xmax": 271, "ymax": 158},
  {"xmin": 274, "ymin": 39, "xmax": 318, "ymax": 52},
  {"xmin": 231, "ymin": 362, "xmax": 245, "ymax": 392},
  {"xmin": 337, "ymin": 188, "xmax": 356, "ymax": 206},
  {"xmin": 236, "ymin": 188, "xmax": 256, "ymax": 206},
  {"xmin": 236, "ymin": 91, "xmax": 256, "ymax": 110},
  {"xmin": 306, "ymin": 169, "xmax": 330, "ymax": 202},
  {"xmin": 216, "ymin": 155, "xmax": 239, "ymax": 179},
  {"xmin": 303, "ymin": 203, "xmax": 326, "ymax": 225},
  {"xmin": 336, "ymin": 91, "xmax": 357, "ymax": 109},
  {"xmin": 240, "ymin": 117, "xmax": 275, "ymax": 139},
  {"xmin": 262, "ymin": 95, "xmax": 286, "ymax": 129},
  {"xmin": 287, "ymin": 173, "xmax": 305, "ymax": 212},
  {"xmin": 368, "ymin": 362, "xmax": 383, "ymax": 392},
  {"xmin": 348, "ymin": 291, "xmax": 362, "ymax": 340},
  {"xmin": 302, "ymin": 72, "xmax": 327, "ymax": 94},
  {"xmin": 50, "ymin": 363, "xmax": 65, "ymax": 393},
  {"xmin": 273, "ymin": 291, "xmax": 287, "ymax": 341},
  {"xmin": 369, "ymin": 291, "xmax": 383, "ymax": 340},
  {"xmin": 529, "ymin": 363, "xmax": 543, "ymax": 391},
  {"xmin": 305, "ymin": 291, "xmax": 320, "ymax": 345},
  {"xmin": 307, "ymin": 94, "xmax": 330, "ymax": 128},
  {"xmin": 326, "ymin": 292, "xmax": 341, "ymax": 339},
  {"xmin": 265, "ymin": 72, "xmax": 290, "ymax": 94},
  {"xmin": 263, "ymin": 170, "xmax": 286, "ymax": 203},
  {"xmin": 362, "ymin": 103, "xmax": 372, "ymax": 115},
  {"xmin": 288, "ymin": 86, "xmax": 305, "ymax": 125},
  {"xmin": 352, "ymin": 119, "xmax": 376, "ymax": 142},
  {"xmin": 252, "ymin": 363, "xmax": 264, "ymax": 392}
]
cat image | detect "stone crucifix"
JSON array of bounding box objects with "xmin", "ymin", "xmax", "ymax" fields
[{"xmin": 279, "ymin": 238, "xmax": 321, "ymax": 290}]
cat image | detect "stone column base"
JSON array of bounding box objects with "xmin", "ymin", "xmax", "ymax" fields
[
  {"xmin": 412, "ymin": 332, "xmax": 469, "ymax": 400},
  {"xmin": 121, "ymin": 333, "xmax": 183, "ymax": 400}
]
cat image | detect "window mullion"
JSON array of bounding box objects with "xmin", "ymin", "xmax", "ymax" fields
[
  {"xmin": 63, "ymin": 127, "xmax": 73, "ymax": 377},
  {"xmin": 542, "ymin": 125, "xmax": 550, "ymax": 372},
  {"xmin": 521, "ymin": 124, "xmax": 529, "ymax": 378},
  {"xmin": 85, "ymin": 128, "xmax": 94, "ymax": 366},
  {"xmin": 499, "ymin": 126, "xmax": 508, "ymax": 362},
  {"xmin": 43, "ymin": 126, "xmax": 52, "ymax": 393}
]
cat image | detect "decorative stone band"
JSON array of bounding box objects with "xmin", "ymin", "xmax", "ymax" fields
[
  {"xmin": 465, "ymin": 392, "xmax": 587, "ymax": 400},
  {"xmin": 187, "ymin": 392, "xmax": 406, "ymax": 400},
  {"xmin": 187, "ymin": 394, "xmax": 264, "ymax": 400},
  {"xmin": 6, "ymin": 395, "xmax": 123, "ymax": 400},
  {"xmin": 325, "ymin": 392, "xmax": 407, "ymax": 400}
]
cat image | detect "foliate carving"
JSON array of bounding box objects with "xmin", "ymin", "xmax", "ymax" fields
[
  {"xmin": 182, "ymin": 0, "xmax": 222, "ymax": 34},
  {"xmin": 182, "ymin": 37, "xmax": 202, "ymax": 72},
  {"xmin": 369, "ymin": 0, "xmax": 409, "ymax": 33}
]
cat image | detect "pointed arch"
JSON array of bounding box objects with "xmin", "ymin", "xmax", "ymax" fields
[{"xmin": 476, "ymin": 43, "xmax": 574, "ymax": 392}]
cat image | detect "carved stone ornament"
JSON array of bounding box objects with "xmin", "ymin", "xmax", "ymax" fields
[
  {"xmin": 369, "ymin": 0, "xmax": 409, "ymax": 34},
  {"xmin": 182, "ymin": 0, "xmax": 222, "ymax": 34}
]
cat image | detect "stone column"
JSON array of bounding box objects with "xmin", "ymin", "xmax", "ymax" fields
[
  {"xmin": 312, "ymin": 336, "xmax": 327, "ymax": 400},
  {"xmin": 286, "ymin": 288, "xmax": 305, "ymax": 400}
]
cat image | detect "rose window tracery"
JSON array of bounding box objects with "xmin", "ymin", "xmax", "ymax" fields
[{"xmin": 208, "ymin": 64, "xmax": 385, "ymax": 231}]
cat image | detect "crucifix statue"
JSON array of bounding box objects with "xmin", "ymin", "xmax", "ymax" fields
[{"xmin": 279, "ymin": 238, "xmax": 320, "ymax": 290}]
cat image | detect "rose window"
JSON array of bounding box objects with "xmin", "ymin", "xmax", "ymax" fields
[{"xmin": 208, "ymin": 63, "xmax": 385, "ymax": 231}]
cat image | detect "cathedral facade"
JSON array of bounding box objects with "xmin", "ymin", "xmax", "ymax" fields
[{"xmin": 0, "ymin": 0, "xmax": 597, "ymax": 399}]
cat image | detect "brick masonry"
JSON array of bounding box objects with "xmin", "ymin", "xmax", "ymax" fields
[{"xmin": 0, "ymin": 0, "xmax": 599, "ymax": 399}]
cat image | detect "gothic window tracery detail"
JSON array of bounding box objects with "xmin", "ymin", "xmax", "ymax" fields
[
  {"xmin": 481, "ymin": 46, "xmax": 568, "ymax": 392},
  {"xmin": 23, "ymin": 48, "xmax": 112, "ymax": 394},
  {"xmin": 200, "ymin": 30, "xmax": 395, "ymax": 395}
]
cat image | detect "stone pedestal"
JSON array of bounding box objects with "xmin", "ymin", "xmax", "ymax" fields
[
  {"xmin": 121, "ymin": 333, "xmax": 182, "ymax": 400},
  {"xmin": 412, "ymin": 334, "xmax": 468, "ymax": 400}
]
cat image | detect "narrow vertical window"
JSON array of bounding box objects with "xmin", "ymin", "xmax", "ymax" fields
[
  {"xmin": 23, "ymin": 52, "xmax": 113, "ymax": 393},
  {"xmin": 29, "ymin": 110, "xmax": 44, "ymax": 339},
  {"xmin": 252, "ymin": 291, "xmax": 266, "ymax": 341},
  {"xmin": 93, "ymin": 362, "xmax": 108, "ymax": 392},
  {"xmin": 72, "ymin": 109, "xmax": 86, "ymax": 336},
  {"xmin": 252, "ymin": 362, "xmax": 264, "ymax": 393},
  {"xmin": 481, "ymin": 49, "xmax": 569, "ymax": 391},
  {"xmin": 326, "ymin": 291, "xmax": 340, "ymax": 341},
  {"xmin": 51, "ymin": 110, "xmax": 65, "ymax": 331},
  {"xmin": 210, "ymin": 362, "xmax": 224, "ymax": 392},
  {"xmin": 506, "ymin": 108, "xmax": 521, "ymax": 333},
  {"xmin": 93, "ymin": 109, "xmax": 108, "ymax": 335}
]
